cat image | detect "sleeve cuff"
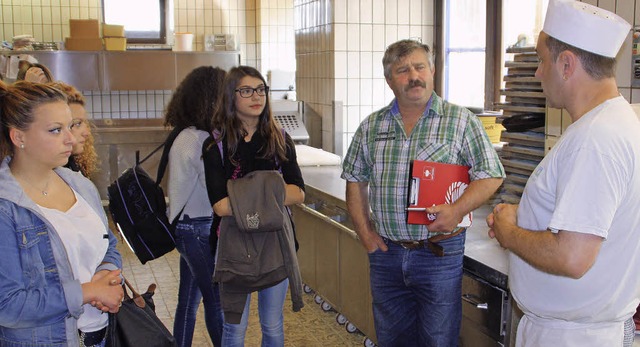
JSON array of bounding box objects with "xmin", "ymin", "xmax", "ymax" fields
[{"xmin": 61, "ymin": 279, "xmax": 84, "ymax": 319}]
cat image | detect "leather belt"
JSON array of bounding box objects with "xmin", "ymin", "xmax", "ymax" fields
[
  {"xmin": 383, "ymin": 228, "xmax": 466, "ymax": 257},
  {"xmin": 79, "ymin": 326, "xmax": 107, "ymax": 347},
  {"xmin": 385, "ymin": 238, "xmax": 444, "ymax": 257}
]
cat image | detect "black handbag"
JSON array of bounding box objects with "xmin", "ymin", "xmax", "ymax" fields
[{"xmin": 105, "ymin": 278, "xmax": 177, "ymax": 347}]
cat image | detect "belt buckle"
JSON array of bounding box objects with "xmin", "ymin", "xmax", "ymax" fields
[{"xmin": 400, "ymin": 240, "xmax": 422, "ymax": 250}]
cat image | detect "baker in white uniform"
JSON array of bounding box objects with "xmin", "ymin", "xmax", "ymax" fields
[{"xmin": 487, "ymin": 1, "xmax": 640, "ymax": 346}]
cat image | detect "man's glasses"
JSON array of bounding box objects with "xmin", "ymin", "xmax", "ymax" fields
[{"xmin": 235, "ymin": 86, "xmax": 269, "ymax": 98}]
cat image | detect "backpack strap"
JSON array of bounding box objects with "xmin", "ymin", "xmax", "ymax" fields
[
  {"xmin": 155, "ymin": 126, "xmax": 186, "ymax": 185},
  {"xmin": 212, "ymin": 129, "xmax": 224, "ymax": 162}
]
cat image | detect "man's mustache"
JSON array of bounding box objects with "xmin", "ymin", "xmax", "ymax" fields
[{"xmin": 406, "ymin": 80, "xmax": 426, "ymax": 90}]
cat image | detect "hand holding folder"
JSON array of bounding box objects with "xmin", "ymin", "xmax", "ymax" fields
[{"xmin": 406, "ymin": 160, "xmax": 472, "ymax": 227}]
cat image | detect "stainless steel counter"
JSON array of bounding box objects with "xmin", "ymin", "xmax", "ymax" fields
[
  {"xmin": 2, "ymin": 50, "xmax": 240, "ymax": 91},
  {"xmin": 299, "ymin": 165, "xmax": 509, "ymax": 289}
]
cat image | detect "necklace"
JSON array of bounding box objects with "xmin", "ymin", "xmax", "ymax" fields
[{"xmin": 16, "ymin": 175, "xmax": 51, "ymax": 197}]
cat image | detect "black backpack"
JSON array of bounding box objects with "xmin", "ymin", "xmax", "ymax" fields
[{"xmin": 107, "ymin": 127, "xmax": 185, "ymax": 264}]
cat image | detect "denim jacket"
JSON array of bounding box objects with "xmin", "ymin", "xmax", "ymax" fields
[{"xmin": 0, "ymin": 156, "xmax": 122, "ymax": 347}]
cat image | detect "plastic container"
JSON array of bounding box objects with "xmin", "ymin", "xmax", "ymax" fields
[{"xmin": 173, "ymin": 33, "xmax": 194, "ymax": 51}]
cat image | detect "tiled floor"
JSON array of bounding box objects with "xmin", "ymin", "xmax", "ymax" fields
[{"xmin": 116, "ymin": 238, "xmax": 370, "ymax": 347}]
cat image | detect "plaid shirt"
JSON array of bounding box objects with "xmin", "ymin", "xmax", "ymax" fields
[{"xmin": 342, "ymin": 92, "xmax": 505, "ymax": 240}]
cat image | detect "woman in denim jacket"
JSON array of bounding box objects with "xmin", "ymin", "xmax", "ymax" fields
[{"xmin": 0, "ymin": 81, "xmax": 123, "ymax": 347}]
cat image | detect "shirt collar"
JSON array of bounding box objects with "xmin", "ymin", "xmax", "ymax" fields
[{"xmin": 389, "ymin": 92, "xmax": 435, "ymax": 119}]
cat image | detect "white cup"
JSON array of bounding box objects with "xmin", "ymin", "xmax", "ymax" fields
[{"xmin": 173, "ymin": 33, "xmax": 194, "ymax": 51}]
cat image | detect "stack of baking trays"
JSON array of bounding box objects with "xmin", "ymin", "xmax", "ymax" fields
[{"xmin": 494, "ymin": 45, "xmax": 546, "ymax": 204}]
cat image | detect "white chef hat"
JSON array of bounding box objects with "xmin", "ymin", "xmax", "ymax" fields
[{"xmin": 543, "ymin": 0, "xmax": 631, "ymax": 58}]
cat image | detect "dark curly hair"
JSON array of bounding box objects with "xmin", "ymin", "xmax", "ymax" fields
[{"xmin": 164, "ymin": 66, "xmax": 226, "ymax": 132}]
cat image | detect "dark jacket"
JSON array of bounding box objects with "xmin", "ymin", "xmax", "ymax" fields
[{"xmin": 213, "ymin": 170, "xmax": 304, "ymax": 323}]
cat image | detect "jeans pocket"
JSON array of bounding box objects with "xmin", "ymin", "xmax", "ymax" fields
[{"xmin": 437, "ymin": 231, "xmax": 466, "ymax": 256}]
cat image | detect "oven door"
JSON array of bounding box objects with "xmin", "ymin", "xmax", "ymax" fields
[{"xmin": 460, "ymin": 271, "xmax": 509, "ymax": 346}]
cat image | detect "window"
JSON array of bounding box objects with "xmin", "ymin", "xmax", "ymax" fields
[
  {"xmin": 102, "ymin": 0, "xmax": 168, "ymax": 43},
  {"xmin": 443, "ymin": 0, "xmax": 486, "ymax": 110},
  {"xmin": 438, "ymin": 0, "xmax": 548, "ymax": 111}
]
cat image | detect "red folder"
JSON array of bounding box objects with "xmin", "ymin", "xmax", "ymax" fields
[{"xmin": 406, "ymin": 160, "xmax": 472, "ymax": 226}]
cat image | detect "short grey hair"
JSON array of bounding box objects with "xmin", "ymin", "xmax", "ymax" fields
[{"xmin": 383, "ymin": 39, "xmax": 434, "ymax": 79}]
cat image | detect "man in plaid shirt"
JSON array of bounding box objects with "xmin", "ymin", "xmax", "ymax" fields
[{"xmin": 342, "ymin": 39, "xmax": 505, "ymax": 346}]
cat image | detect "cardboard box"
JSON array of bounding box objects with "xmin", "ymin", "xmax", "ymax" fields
[
  {"xmin": 105, "ymin": 37, "xmax": 126, "ymax": 51},
  {"xmin": 69, "ymin": 19, "xmax": 100, "ymax": 38},
  {"xmin": 65, "ymin": 37, "xmax": 103, "ymax": 51},
  {"xmin": 103, "ymin": 24, "xmax": 125, "ymax": 37}
]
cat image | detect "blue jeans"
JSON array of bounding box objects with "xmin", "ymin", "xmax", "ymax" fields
[
  {"xmin": 221, "ymin": 278, "xmax": 289, "ymax": 347},
  {"xmin": 173, "ymin": 215, "xmax": 224, "ymax": 347},
  {"xmin": 368, "ymin": 232, "xmax": 465, "ymax": 347}
]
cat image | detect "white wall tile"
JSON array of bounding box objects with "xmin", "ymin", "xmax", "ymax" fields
[
  {"xmin": 397, "ymin": 0, "xmax": 409, "ymax": 25},
  {"xmin": 397, "ymin": 24, "xmax": 410, "ymax": 40},
  {"xmin": 119, "ymin": 94, "xmax": 129, "ymax": 112},
  {"xmin": 347, "ymin": 51, "xmax": 359, "ymax": 78},
  {"xmin": 372, "ymin": 0, "xmax": 385, "ymax": 24},
  {"xmin": 385, "ymin": 0, "xmax": 397, "ymax": 24},
  {"xmin": 334, "ymin": 50, "xmax": 347, "ymax": 78},
  {"xmin": 409, "ymin": 0, "xmax": 421, "ymax": 25},
  {"xmin": 371, "ymin": 79, "xmax": 386, "ymax": 107},
  {"xmin": 334, "ymin": 23, "xmax": 346, "ymax": 50},
  {"xmin": 347, "ymin": 23, "xmax": 359, "ymax": 51},
  {"xmin": 372, "ymin": 24, "xmax": 385, "ymax": 51},
  {"xmin": 347, "ymin": 78, "xmax": 359, "ymax": 105},
  {"xmin": 372, "ymin": 51, "xmax": 384, "ymax": 78},
  {"xmin": 360, "ymin": 23, "xmax": 372, "ymax": 51},
  {"xmin": 423, "ymin": 0, "xmax": 434, "ymax": 25},
  {"xmin": 360, "ymin": 51, "xmax": 372, "ymax": 79},
  {"xmin": 346, "ymin": 0, "xmax": 359, "ymax": 23},
  {"xmin": 360, "ymin": 0, "xmax": 372, "ymax": 23},
  {"xmin": 346, "ymin": 105, "xmax": 362, "ymax": 132},
  {"xmin": 385, "ymin": 24, "xmax": 397, "ymax": 47},
  {"xmin": 334, "ymin": 0, "xmax": 346, "ymax": 23},
  {"xmin": 360, "ymin": 77, "xmax": 372, "ymax": 105}
]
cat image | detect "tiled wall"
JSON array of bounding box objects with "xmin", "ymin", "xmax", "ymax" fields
[
  {"xmin": 82, "ymin": 90, "xmax": 173, "ymax": 119},
  {"xmin": 1, "ymin": 0, "xmax": 295, "ymax": 119},
  {"xmin": 294, "ymin": 0, "xmax": 434, "ymax": 154}
]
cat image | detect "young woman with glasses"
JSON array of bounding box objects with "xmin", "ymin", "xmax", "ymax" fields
[{"xmin": 202, "ymin": 65, "xmax": 305, "ymax": 346}]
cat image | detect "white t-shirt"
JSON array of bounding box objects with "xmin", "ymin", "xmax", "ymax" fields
[
  {"xmin": 39, "ymin": 190, "xmax": 109, "ymax": 332},
  {"xmin": 510, "ymin": 97, "xmax": 640, "ymax": 343}
]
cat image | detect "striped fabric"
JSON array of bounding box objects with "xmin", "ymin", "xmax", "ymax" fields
[{"xmin": 342, "ymin": 92, "xmax": 505, "ymax": 240}]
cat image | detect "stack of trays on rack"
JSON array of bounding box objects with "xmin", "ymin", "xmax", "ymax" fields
[
  {"xmin": 498, "ymin": 131, "xmax": 545, "ymax": 203},
  {"xmin": 495, "ymin": 46, "xmax": 546, "ymax": 204}
]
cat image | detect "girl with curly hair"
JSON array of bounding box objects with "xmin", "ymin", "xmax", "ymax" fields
[
  {"xmin": 164, "ymin": 66, "xmax": 227, "ymax": 347},
  {"xmin": 49, "ymin": 82, "xmax": 98, "ymax": 178}
]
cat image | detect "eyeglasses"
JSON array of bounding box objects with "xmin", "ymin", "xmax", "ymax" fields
[{"xmin": 235, "ymin": 86, "xmax": 269, "ymax": 98}]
